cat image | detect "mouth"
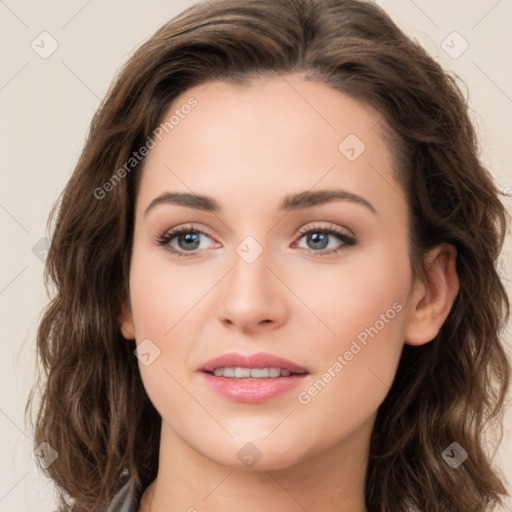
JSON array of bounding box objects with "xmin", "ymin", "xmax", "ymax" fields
[
  {"xmin": 199, "ymin": 352, "xmax": 309, "ymax": 403},
  {"xmin": 199, "ymin": 351, "xmax": 309, "ymax": 374},
  {"xmin": 204, "ymin": 367, "xmax": 305, "ymax": 378}
]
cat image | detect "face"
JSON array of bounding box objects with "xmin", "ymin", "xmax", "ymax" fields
[{"xmin": 120, "ymin": 73, "xmax": 425, "ymax": 471}]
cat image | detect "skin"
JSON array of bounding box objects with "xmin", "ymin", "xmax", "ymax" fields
[{"xmin": 119, "ymin": 73, "xmax": 459, "ymax": 512}]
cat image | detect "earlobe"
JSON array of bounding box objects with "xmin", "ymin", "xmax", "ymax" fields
[
  {"xmin": 118, "ymin": 298, "xmax": 136, "ymax": 340},
  {"xmin": 404, "ymin": 244, "xmax": 460, "ymax": 346}
]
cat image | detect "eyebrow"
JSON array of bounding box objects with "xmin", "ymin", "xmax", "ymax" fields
[{"xmin": 144, "ymin": 189, "xmax": 377, "ymax": 216}]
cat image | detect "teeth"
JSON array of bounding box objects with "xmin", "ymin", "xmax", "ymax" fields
[
  {"xmin": 221, "ymin": 367, "xmax": 235, "ymax": 377},
  {"xmin": 269, "ymin": 367, "xmax": 281, "ymax": 378},
  {"xmin": 212, "ymin": 367, "xmax": 292, "ymax": 378},
  {"xmin": 235, "ymin": 367, "xmax": 251, "ymax": 378}
]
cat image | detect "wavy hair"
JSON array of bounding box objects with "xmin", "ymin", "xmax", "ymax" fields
[{"xmin": 26, "ymin": 0, "xmax": 510, "ymax": 510}]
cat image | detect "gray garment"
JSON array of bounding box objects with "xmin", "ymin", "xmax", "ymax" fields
[{"xmin": 106, "ymin": 476, "xmax": 139, "ymax": 512}]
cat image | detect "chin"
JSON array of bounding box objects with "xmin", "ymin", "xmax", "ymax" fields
[{"xmin": 199, "ymin": 437, "xmax": 314, "ymax": 472}]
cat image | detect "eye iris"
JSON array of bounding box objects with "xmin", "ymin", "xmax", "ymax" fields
[
  {"xmin": 178, "ymin": 232, "xmax": 200, "ymax": 250},
  {"xmin": 308, "ymin": 232, "xmax": 329, "ymax": 250}
]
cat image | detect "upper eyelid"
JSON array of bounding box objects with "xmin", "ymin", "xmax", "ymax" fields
[
  {"xmin": 296, "ymin": 221, "xmax": 354, "ymax": 237},
  {"xmin": 164, "ymin": 222, "xmax": 353, "ymax": 239}
]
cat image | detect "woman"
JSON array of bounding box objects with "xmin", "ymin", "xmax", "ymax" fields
[{"xmin": 27, "ymin": 0, "xmax": 510, "ymax": 511}]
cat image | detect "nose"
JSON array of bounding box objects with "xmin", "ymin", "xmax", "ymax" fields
[{"xmin": 216, "ymin": 245, "xmax": 288, "ymax": 333}]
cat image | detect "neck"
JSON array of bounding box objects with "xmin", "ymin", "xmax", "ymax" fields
[{"xmin": 138, "ymin": 417, "xmax": 373, "ymax": 512}]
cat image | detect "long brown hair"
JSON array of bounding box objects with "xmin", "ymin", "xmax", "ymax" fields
[{"xmin": 26, "ymin": 0, "xmax": 510, "ymax": 510}]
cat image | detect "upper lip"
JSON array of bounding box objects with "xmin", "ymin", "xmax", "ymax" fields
[{"xmin": 199, "ymin": 352, "xmax": 309, "ymax": 374}]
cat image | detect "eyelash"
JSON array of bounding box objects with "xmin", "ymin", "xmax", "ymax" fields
[{"xmin": 155, "ymin": 222, "xmax": 356, "ymax": 258}]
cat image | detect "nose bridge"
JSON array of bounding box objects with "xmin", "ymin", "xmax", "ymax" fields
[
  {"xmin": 230, "ymin": 233, "xmax": 273, "ymax": 302},
  {"xmin": 217, "ymin": 231, "xmax": 287, "ymax": 330}
]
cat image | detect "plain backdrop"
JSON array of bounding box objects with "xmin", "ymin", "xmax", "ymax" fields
[{"xmin": 1, "ymin": 1, "xmax": 511, "ymax": 510}]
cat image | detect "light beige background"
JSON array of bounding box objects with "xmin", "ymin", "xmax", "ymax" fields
[{"xmin": 1, "ymin": 1, "xmax": 510, "ymax": 510}]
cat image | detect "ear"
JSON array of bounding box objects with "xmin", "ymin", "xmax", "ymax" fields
[
  {"xmin": 118, "ymin": 297, "xmax": 136, "ymax": 340},
  {"xmin": 404, "ymin": 243, "xmax": 459, "ymax": 346}
]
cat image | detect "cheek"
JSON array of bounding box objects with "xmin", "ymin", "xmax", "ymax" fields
[
  {"xmin": 293, "ymin": 237, "xmax": 410, "ymax": 351},
  {"xmin": 128, "ymin": 244, "xmax": 215, "ymax": 338},
  {"xmin": 127, "ymin": 247, "xmax": 222, "ymax": 405},
  {"xmin": 291, "ymin": 283, "xmax": 407, "ymax": 456},
  {"xmin": 293, "ymin": 247, "xmax": 409, "ymax": 412},
  {"xmin": 301, "ymin": 303, "xmax": 405, "ymax": 406}
]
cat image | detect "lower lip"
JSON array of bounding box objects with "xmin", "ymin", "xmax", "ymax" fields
[{"xmin": 201, "ymin": 372, "xmax": 308, "ymax": 403}]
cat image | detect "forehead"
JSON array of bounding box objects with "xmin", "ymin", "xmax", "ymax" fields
[{"xmin": 136, "ymin": 73, "xmax": 405, "ymax": 220}]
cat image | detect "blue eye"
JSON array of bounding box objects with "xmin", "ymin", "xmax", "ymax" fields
[
  {"xmin": 294, "ymin": 226, "xmax": 356, "ymax": 255},
  {"xmin": 156, "ymin": 224, "xmax": 215, "ymax": 257},
  {"xmin": 155, "ymin": 223, "xmax": 356, "ymax": 258}
]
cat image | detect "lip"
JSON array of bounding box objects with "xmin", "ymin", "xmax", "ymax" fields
[
  {"xmin": 199, "ymin": 352, "xmax": 309, "ymax": 403},
  {"xmin": 199, "ymin": 352, "xmax": 309, "ymax": 374}
]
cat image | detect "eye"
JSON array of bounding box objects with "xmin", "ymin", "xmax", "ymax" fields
[
  {"xmin": 155, "ymin": 224, "xmax": 219, "ymax": 257},
  {"xmin": 293, "ymin": 223, "xmax": 356, "ymax": 256},
  {"xmin": 155, "ymin": 222, "xmax": 356, "ymax": 258}
]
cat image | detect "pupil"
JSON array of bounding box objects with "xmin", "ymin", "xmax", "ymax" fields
[
  {"xmin": 309, "ymin": 232, "xmax": 328, "ymax": 250},
  {"xmin": 180, "ymin": 233, "xmax": 200, "ymax": 250}
]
